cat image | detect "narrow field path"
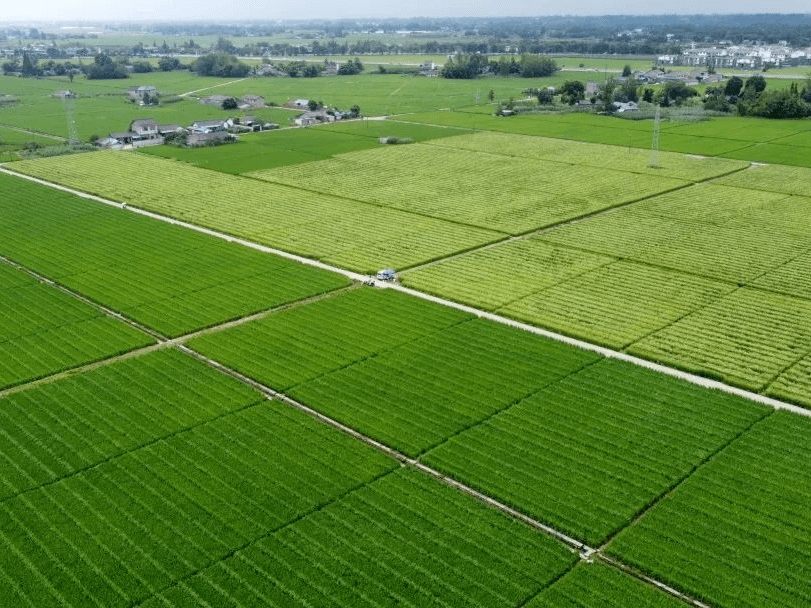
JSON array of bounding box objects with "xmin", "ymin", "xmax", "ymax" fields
[
  {"xmin": 178, "ymin": 78, "xmax": 248, "ymax": 97},
  {"xmin": 0, "ymin": 123, "xmax": 66, "ymax": 141}
]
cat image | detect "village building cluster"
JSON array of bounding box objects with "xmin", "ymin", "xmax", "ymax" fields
[{"xmin": 658, "ymin": 42, "xmax": 811, "ymax": 69}]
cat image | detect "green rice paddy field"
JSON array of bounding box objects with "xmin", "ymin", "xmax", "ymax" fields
[
  {"xmin": 3, "ymin": 83, "xmax": 811, "ymax": 607},
  {"xmin": 11, "ymin": 128, "xmax": 811, "ymax": 407}
]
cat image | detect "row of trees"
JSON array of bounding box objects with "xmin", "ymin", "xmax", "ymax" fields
[
  {"xmin": 524, "ymin": 77, "xmax": 697, "ymax": 110},
  {"xmin": 190, "ymin": 53, "xmax": 250, "ymax": 77},
  {"xmin": 2, "ymin": 53, "xmax": 190, "ymax": 78},
  {"xmin": 705, "ymin": 74, "xmax": 811, "ymax": 117},
  {"xmin": 442, "ymin": 53, "xmax": 558, "ymax": 79}
]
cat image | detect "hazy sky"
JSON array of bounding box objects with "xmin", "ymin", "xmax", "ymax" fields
[{"xmin": 4, "ymin": 0, "xmax": 810, "ymax": 23}]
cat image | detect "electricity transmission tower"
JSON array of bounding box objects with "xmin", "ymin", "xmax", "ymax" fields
[
  {"xmin": 649, "ymin": 105, "xmax": 661, "ymax": 168},
  {"xmin": 64, "ymin": 95, "xmax": 79, "ymax": 145}
]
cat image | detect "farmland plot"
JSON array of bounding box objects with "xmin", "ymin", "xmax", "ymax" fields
[
  {"xmin": 541, "ymin": 194, "xmax": 811, "ymax": 284},
  {"xmin": 0, "ymin": 403, "xmax": 396, "ymax": 606},
  {"xmin": 0, "ymin": 262, "xmax": 152, "ymax": 389},
  {"xmin": 289, "ymin": 318, "xmax": 599, "ymax": 456},
  {"xmin": 0, "ymin": 349, "xmax": 262, "ymax": 501},
  {"xmin": 140, "ymin": 469, "xmax": 577, "ymax": 608},
  {"xmin": 716, "ymin": 162, "xmax": 811, "ymax": 196},
  {"xmin": 500, "ymin": 261, "xmax": 734, "ymax": 349},
  {"xmin": 406, "ymin": 112, "xmax": 811, "ymax": 165},
  {"xmin": 607, "ymin": 412, "xmax": 811, "ymax": 608},
  {"xmin": 766, "ymin": 353, "xmax": 811, "ymax": 405},
  {"xmin": 526, "ymin": 562, "xmax": 686, "ymax": 608},
  {"xmin": 11, "ymin": 153, "xmax": 504, "ymax": 272},
  {"xmin": 0, "ymin": 172, "xmax": 349, "ymax": 336},
  {"xmin": 188, "ymin": 288, "xmax": 472, "ymax": 391},
  {"xmin": 629, "ymin": 288, "xmax": 811, "ymax": 393},
  {"xmin": 422, "ymin": 358, "xmax": 767, "ymax": 546},
  {"xmin": 429, "ymin": 132, "xmax": 749, "ymax": 181},
  {"xmin": 249, "ymin": 140, "xmax": 689, "ymax": 235},
  {"xmin": 142, "ymin": 120, "xmax": 462, "ymax": 174},
  {"xmin": 751, "ymin": 249, "xmax": 811, "ymax": 300},
  {"xmin": 400, "ymin": 238, "xmax": 615, "ymax": 311}
]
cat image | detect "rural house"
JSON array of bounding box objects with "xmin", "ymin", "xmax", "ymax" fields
[
  {"xmin": 128, "ymin": 85, "xmax": 157, "ymax": 100},
  {"xmin": 190, "ymin": 118, "xmax": 232, "ymax": 133},
  {"xmin": 130, "ymin": 119, "xmax": 159, "ymax": 140}
]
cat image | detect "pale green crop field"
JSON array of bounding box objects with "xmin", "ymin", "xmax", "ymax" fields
[
  {"xmin": 11, "ymin": 151, "xmax": 505, "ymax": 273},
  {"xmin": 248, "ymin": 132, "xmax": 744, "ymax": 236}
]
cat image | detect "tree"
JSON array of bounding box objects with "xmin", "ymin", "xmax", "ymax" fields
[
  {"xmin": 21, "ymin": 52, "xmax": 41, "ymax": 77},
  {"xmin": 600, "ymin": 78, "xmax": 618, "ymax": 110},
  {"xmin": 743, "ymin": 74, "xmax": 767, "ymax": 95},
  {"xmin": 622, "ymin": 64, "xmax": 633, "ymax": 77},
  {"xmin": 801, "ymin": 79, "xmax": 811, "ymax": 103},
  {"xmin": 724, "ymin": 75, "xmax": 743, "ymax": 97},
  {"xmin": 616, "ymin": 77, "xmax": 639, "ymax": 102},
  {"xmin": 85, "ymin": 53, "xmax": 128, "ymax": 79},
  {"xmin": 518, "ymin": 54, "xmax": 558, "ymax": 77},
  {"xmin": 221, "ymin": 97, "xmax": 238, "ymax": 110},
  {"xmin": 130, "ymin": 60, "xmax": 153, "ymax": 73},
  {"xmin": 348, "ymin": 104, "xmax": 361, "ymax": 117},
  {"xmin": 536, "ymin": 89, "xmax": 553, "ymax": 104},
  {"xmin": 746, "ymin": 89, "xmax": 811, "ymax": 118},
  {"xmin": 441, "ymin": 54, "xmax": 488, "ymax": 79},
  {"xmin": 488, "ymin": 89, "xmax": 494, "ymax": 102},
  {"xmin": 215, "ymin": 37, "xmax": 236, "ymax": 53},
  {"xmin": 338, "ymin": 57, "xmax": 363, "ymax": 75},
  {"xmin": 2, "ymin": 60, "xmax": 19, "ymax": 75},
  {"xmin": 656, "ymin": 81, "xmax": 698, "ymax": 106},
  {"xmin": 703, "ymin": 86, "xmax": 730, "ymax": 112},
  {"xmin": 191, "ymin": 53, "xmax": 249, "ymax": 77},
  {"xmin": 158, "ymin": 56, "xmax": 183, "ymax": 71},
  {"xmin": 642, "ymin": 88, "xmax": 654, "ymax": 103},
  {"xmin": 559, "ymin": 80, "xmax": 585, "ymax": 105},
  {"xmin": 307, "ymin": 99, "xmax": 318, "ymax": 111}
]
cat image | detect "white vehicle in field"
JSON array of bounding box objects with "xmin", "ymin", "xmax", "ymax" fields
[{"xmin": 376, "ymin": 269, "xmax": 396, "ymax": 281}]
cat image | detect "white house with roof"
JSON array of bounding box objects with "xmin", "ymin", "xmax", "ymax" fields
[
  {"xmin": 130, "ymin": 119, "xmax": 159, "ymax": 140},
  {"xmin": 190, "ymin": 118, "xmax": 233, "ymax": 133},
  {"xmin": 128, "ymin": 85, "xmax": 157, "ymax": 100}
]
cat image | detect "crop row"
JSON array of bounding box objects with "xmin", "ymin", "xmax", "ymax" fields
[
  {"xmin": 405, "ymin": 249, "xmax": 735, "ymax": 349},
  {"xmin": 766, "ymin": 353, "xmax": 811, "ymax": 405},
  {"xmin": 192, "ymin": 285, "xmax": 774, "ymax": 548},
  {"xmin": 141, "ymin": 119, "xmax": 461, "ymax": 175},
  {"xmin": 427, "ymin": 132, "xmax": 749, "ymax": 182},
  {"xmin": 10, "ymin": 154, "xmax": 505, "ymax": 273},
  {"xmin": 188, "ymin": 288, "xmax": 472, "ymax": 391},
  {"xmin": 607, "ymin": 412, "xmax": 811, "ymax": 608},
  {"xmin": 249, "ymin": 140, "xmax": 689, "ymax": 235},
  {"xmin": 0, "ymin": 172, "xmax": 349, "ymax": 336},
  {"xmin": 0, "ymin": 349, "xmax": 262, "ymax": 501},
  {"xmin": 717, "ymin": 162, "xmax": 811, "ymax": 196},
  {"xmin": 422, "ymin": 358, "xmax": 766, "ymax": 545},
  {"xmin": 405, "ymin": 112, "xmax": 811, "ymax": 165},
  {"xmin": 401, "ymin": 237, "xmax": 615, "ymax": 311},
  {"xmin": 140, "ymin": 469, "xmax": 577, "ymax": 608},
  {"xmin": 500, "ymin": 260, "xmax": 734, "ymax": 349},
  {"xmin": 630, "ymin": 287, "xmax": 811, "ymax": 392},
  {"xmin": 0, "ymin": 263, "xmax": 152, "ymax": 389},
  {"xmin": 752, "ymin": 249, "xmax": 811, "ymax": 300},
  {"xmin": 542, "ymin": 195, "xmax": 811, "ymax": 285},
  {"xmin": 0, "ymin": 399, "xmax": 395, "ymax": 606},
  {"xmin": 287, "ymin": 317, "xmax": 599, "ymax": 456},
  {"xmin": 527, "ymin": 562, "xmax": 685, "ymax": 608}
]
